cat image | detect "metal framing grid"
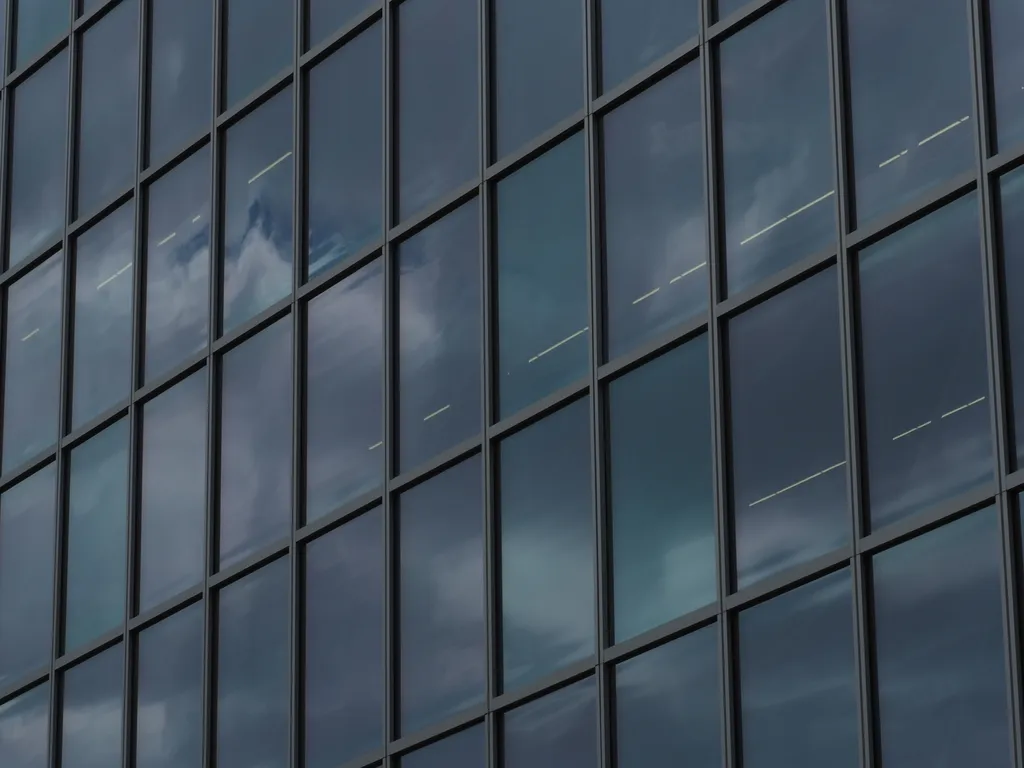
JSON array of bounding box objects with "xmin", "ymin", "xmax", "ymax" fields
[{"xmin": 0, "ymin": 0, "xmax": 1021, "ymax": 766}]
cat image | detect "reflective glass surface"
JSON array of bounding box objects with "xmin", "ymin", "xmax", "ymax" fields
[
  {"xmin": 61, "ymin": 644, "xmax": 124, "ymax": 768},
  {"xmin": 0, "ymin": 683, "xmax": 48, "ymax": 768},
  {"xmin": 497, "ymin": 135, "xmax": 588, "ymax": 419},
  {"xmin": 398, "ymin": 201, "xmax": 480, "ymax": 472},
  {"xmin": 500, "ymin": 398, "xmax": 593, "ymax": 692},
  {"xmin": 401, "ymin": 725, "xmax": 486, "ymax": 768},
  {"xmin": 872, "ymin": 507, "xmax": 1011, "ymax": 766},
  {"xmin": 14, "ymin": 0, "xmax": 66, "ymax": 68},
  {"xmin": 64, "ymin": 419, "xmax": 129, "ymax": 652},
  {"xmin": 609, "ymin": 338, "xmax": 715, "ymax": 642},
  {"xmin": 728, "ymin": 269, "xmax": 847, "ymax": 588},
  {"xmin": 305, "ymin": 508, "xmax": 383, "ymax": 768},
  {"xmin": 599, "ymin": 0, "xmax": 697, "ymax": 94},
  {"xmin": 602, "ymin": 65, "xmax": 706, "ymax": 360},
  {"xmin": 220, "ymin": 319, "xmax": 292, "ymax": 568},
  {"xmin": 225, "ymin": 0, "xmax": 291, "ymax": 109},
  {"xmin": 990, "ymin": 0, "xmax": 1024, "ymax": 152},
  {"xmin": 1003, "ymin": 168, "xmax": 1024, "ymax": 467},
  {"xmin": 306, "ymin": 261, "xmax": 382, "ymax": 520},
  {"xmin": 503, "ymin": 678, "xmax": 597, "ymax": 768},
  {"xmin": 306, "ymin": 26, "xmax": 382, "ymax": 278},
  {"xmin": 222, "ymin": 86, "xmax": 293, "ymax": 331},
  {"xmin": 720, "ymin": 0, "xmax": 835, "ymax": 295},
  {"xmin": 858, "ymin": 196, "xmax": 991, "ymax": 530},
  {"xmin": 308, "ymin": 0, "xmax": 375, "ymax": 50}
]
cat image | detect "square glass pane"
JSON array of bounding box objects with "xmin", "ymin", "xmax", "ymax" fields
[
  {"xmin": 225, "ymin": 0, "xmax": 291, "ymax": 110},
  {"xmin": 397, "ymin": 200, "xmax": 480, "ymax": 472},
  {"xmin": 14, "ymin": 0, "xmax": 67, "ymax": 69},
  {"xmin": 72, "ymin": 202, "xmax": 135, "ymax": 429},
  {"xmin": 503, "ymin": 678, "xmax": 597, "ymax": 768},
  {"xmin": 727, "ymin": 269, "xmax": 848, "ymax": 588},
  {"xmin": 999, "ymin": 167, "xmax": 1024, "ymax": 468},
  {"xmin": 136, "ymin": 603, "xmax": 203, "ymax": 768},
  {"xmin": 609, "ymin": 338, "xmax": 715, "ymax": 642},
  {"xmin": 61, "ymin": 644, "xmax": 124, "ymax": 768},
  {"xmin": 857, "ymin": 195, "xmax": 991, "ymax": 530},
  {"xmin": 0, "ymin": 682, "xmax": 49, "ymax": 768},
  {"xmin": 76, "ymin": 0, "xmax": 139, "ymax": 218},
  {"xmin": 497, "ymin": 135, "xmax": 588, "ymax": 419},
  {"xmin": 307, "ymin": 26, "xmax": 382, "ymax": 278},
  {"xmin": 500, "ymin": 398, "xmax": 594, "ymax": 692},
  {"xmin": 847, "ymin": 0, "xmax": 974, "ymax": 228},
  {"xmin": 720, "ymin": 0, "xmax": 835, "ymax": 296},
  {"xmin": 615, "ymin": 626, "xmax": 721, "ymax": 768},
  {"xmin": 602, "ymin": 65, "xmax": 706, "ymax": 361},
  {"xmin": 144, "ymin": 145, "xmax": 211, "ymax": 382},
  {"xmin": 0, "ymin": 467, "xmax": 56, "ymax": 683},
  {"xmin": 64, "ymin": 419, "xmax": 129, "ymax": 653},
  {"xmin": 396, "ymin": 0, "xmax": 478, "ymax": 221},
  {"xmin": 990, "ymin": 0, "xmax": 1024, "ymax": 152},
  {"xmin": 139, "ymin": 371, "xmax": 207, "ymax": 612},
  {"xmin": 305, "ymin": 508, "xmax": 383, "ymax": 768},
  {"xmin": 8, "ymin": 51, "xmax": 68, "ymax": 267},
  {"xmin": 219, "ymin": 318, "xmax": 292, "ymax": 569},
  {"xmin": 400, "ymin": 725, "xmax": 485, "ymax": 768},
  {"xmin": 872, "ymin": 507, "xmax": 1011, "ymax": 766},
  {"xmin": 599, "ymin": 0, "xmax": 697, "ymax": 94},
  {"xmin": 494, "ymin": 0, "xmax": 583, "ymax": 159},
  {"xmin": 217, "ymin": 558, "xmax": 290, "ymax": 768},
  {"xmin": 399, "ymin": 458, "xmax": 485, "ymax": 736},
  {"xmin": 148, "ymin": 0, "xmax": 212, "ymax": 167},
  {"xmin": 3, "ymin": 252, "xmax": 62, "ymax": 472},
  {"xmin": 306, "ymin": 261, "xmax": 382, "ymax": 521},
  {"xmin": 222, "ymin": 86, "xmax": 293, "ymax": 332},
  {"xmin": 307, "ymin": 0, "xmax": 375, "ymax": 50},
  {"xmin": 738, "ymin": 570, "xmax": 858, "ymax": 768}
]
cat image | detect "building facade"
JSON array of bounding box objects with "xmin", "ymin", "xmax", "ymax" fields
[{"xmin": 0, "ymin": 0, "xmax": 1022, "ymax": 766}]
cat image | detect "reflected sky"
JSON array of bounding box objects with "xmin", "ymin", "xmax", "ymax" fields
[
  {"xmin": 503, "ymin": 677, "xmax": 597, "ymax": 768},
  {"xmin": 308, "ymin": 0, "xmax": 376, "ymax": 50},
  {"xmin": 61, "ymin": 644, "xmax": 124, "ymax": 768},
  {"xmin": 599, "ymin": 0, "xmax": 697, "ymax": 94},
  {"xmin": 990, "ymin": 0, "xmax": 1024, "ymax": 151},
  {"xmin": 0, "ymin": 682, "xmax": 48, "ymax": 768},
  {"xmin": 999, "ymin": 168, "xmax": 1024, "ymax": 468},
  {"xmin": 14, "ymin": 0, "xmax": 66, "ymax": 69},
  {"xmin": 401, "ymin": 724, "xmax": 485, "ymax": 768},
  {"xmin": 225, "ymin": 0, "xmax": 291, "ymax": 110}
]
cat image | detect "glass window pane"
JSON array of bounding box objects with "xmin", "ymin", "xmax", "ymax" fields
[
  {"xmin": 217, "ymin": 557, "xmax": 290, "ymax": 768},
  {"xmin": 738, "ymin": 570, "xmax": 858, "ymax": 768},
  {"xmin": 306, "ymin": 261, "xmax": 382, "ymax": 521},
  {"xmin": 872, "ymin": 507, "xmax": 1011, "ymax": 766},
  {"xmin": 497, "ymin": 135, "xmax": 588, "ymax": 419},
  {"xmin": 148, "ymin": 0, "xmax": 212, "ymax": 167},
  {"xmin": 144, "ymin": 146, "xmax": 211, "ymax": 382},
  {"xmin": 220, "ymin": 318, "xmax": 292, "ymax": 569},
  {"xmin": 0, "ymin": 467, "xmax": 56, "ymax": 683},
  {"xmin": 396, "ymin": 0, "xmax": 478, "ymax": 221},
  {"xmin": 401, "ymin": 725, "xmax": 485, "ymax": 768},
  {"xmin": 0, "ymin": 682, "xmax": 49, "ymax": 768},
  {"xmin": 225, "ymin": 0, "xmax": 291, "ymax": 109},
  {"xmin": 990, "ymin": 0, "xmax": 1024, "ymax": 152},
  {"xmin": 64, "ymin": 419, "xmax": 129, "ymax": 652},
  {"xmin": 398, "ymin": 201, "xmax": 481, "ymax": 472},
  {"xmin": 503, "ymin": 678, "xmax": 597, "ymax": 768},
  {"xmin": 307, "ymin": 27, "xmax": 382, "ymax": 279},
  {"xmin": 500, "ymin": 398, "xmax": 593, "ymax": 692},
  {"xmin": 139, "ymin": 371, "xmax": 207, "ymax": 612},
  {"xmin": 136, "ymin": 603, "xmax": 203, "ymax": 768},
  {"xmin": 307, "ymin": 0, "xmax": 375, "ymax": 50},
  {"xmin": 399, "ymin": 458, "xmax": 485, "ymax": 736},
  {"xmin": 494, "ymin": 0, "xmax": 583, "ymax": 159},
  {"xmin": 72, "ymin": 202, "xmax": 135, "ymax": 429},
  {"xmin": 728, "ymin": 269, "xmax": 847, "ymax": 588},
  {"xmin": 602, "ymin": 66, "xmax": 706, "ymax": 361},
  {"xmin": 8, "ymin": 51, "xmax": 68, "ymax": 267},
  {"xmin": 858, "ymin": 195, "xmax": 991, "ymax": 530},
  {"xmin": 305, "ymin": 508, "xmax": 383, "ymax": 768},
  {"xmin": 599, "ymin": 0, "xmax": 697, "ymax": 94},
  {"xmin": 3, "ymin": 253, "xmax": 62, "ymax": 472},
  {"xmin": 61, "ymin": 645, "xmax": 124, "ymax": 768},
  {"xmin": 76, "ymin": 0, "xmax": 139, "ymax": 217},
  {"xmin": 847, "ymin": 0, "xmax": 974, "ymax": 228},
  {"xmin": 615, "ymin": 626, "xmax": 720, "ymax": 768},
  {"xmin": 14, "ymin": 0, "xmax": 66, "ymax": 69},
  {"xmin": 223, "ymin": 86, "xmax": 293, "ymax": 332},
  {"xmin": 716, "ymin": 0, "xmax": 747, "ymax": 20},
  {"xmin": 720, "ymin": 0, "xmax": 835, "ymax": 296},
  {"xmin": 1003, "ymin": 169, "xmax": 1024, "ymax": 467}
]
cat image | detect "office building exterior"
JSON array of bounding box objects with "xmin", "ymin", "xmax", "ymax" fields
[{"xmin": 0, "ymin": 0, "xmax": 1022, "ymax": 766}]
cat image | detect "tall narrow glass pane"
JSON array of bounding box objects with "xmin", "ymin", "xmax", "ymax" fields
[
  {"xmin": 14, "ymin": 0, "xmax": 66, "ymax": 69},
  {"xmin": 0, "ymin": 683, "xmax": 49, "ymax": 768},
  {"xmin": 1003, "ymin": 168, "xmax": 1024, "ymax": 467},
  {"xmin": 307, "ymin": 0, "xmax": 375, "ymax": 50},
  {"xmin": 500, "ymin": 399, "xmax": 594, "ymax": 692},
  {"xmin": 62, "ymin": 646, "xmax": 124, "ymax": 768},
  {"xmin": 503, "ymin": 678, "xmax": 597, "ymax": 768},
  {"xmin": 225, "ymin": 0, "xmax": 291, "ymax": 109},
  {"xmin": 599, "ymin": 0, "xmax": 697, "ymax": 94},
  {"xmin": 401, "ymin": 725, "xmax": 486, "ymax": 768},
  {"xmin": 990, "ymin": 0, "xmax": 1024, "ymax": 152}
]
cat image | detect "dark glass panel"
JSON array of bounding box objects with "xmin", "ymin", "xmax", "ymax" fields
[
  {"xmin": 305, "ymin": 508, "xmax": 384, "ymax": 768},
  {"xmin": 599, "ymin": 0, "xmax": 697, "ymax": 94},
  {"xmin": 225, "ymin": 0, "xmax": 291, "ymax": 109},
  {"xmin": 62, "ymin": 645, "xmax": 124, "ymax": 768},
  {"xmin": 497, "ymin": 135, "xmax": 588, "ymax": 419},
  {"xmin": 307, "ymin": 0, "xmax": 375, "ymax": 50},
  {"xmin": 1003, "ymin": 169, "xmax": 1024, "ymax": 467},
  {"xmin": 503, "ymin": 678, "xmax": 597, "ymax": 768},
  {"xmin": 858, "ymin": 195, "xmax": 991, "ymax": 530},
  {"xmin": 401, "ymin": 725, "xmax": 485, "ymax": 768},
  {"xmin": 307, "ymin": 26, "xmax": 382, "ymax": 278},
  {"xmin": 0, "ymin": 683, "xmax": 48, "ymax": 768},
  {"xmin": 873, "ymin": 507, "xmax": 1011, "ymax": 767},
  {"xmin": 602, "ymin": 64, "xmax": 706, "ymax": 361},
  {"xmin": 219, "ymin": 319, "xmax": 292, "ymax": 569},
  {"xmin": 306, "ymin": 261, "xmax": 382, "ymax": 521},
  {"xmin": 728, "ymin": 269, "xmax": 847, "ymax": 587},
  {"xmin": 990, "ymin": 0, "xmax": 1024, "ymax": 152},
  {"xmin": 397, "ymin": 201, "xmax": 480, "ymax": 472},
  {"xmin": 222, "ymin": 86, "xmax": 293, "ymax": 332},
  {"xmin": 720, "ymin": 0, "xmax": 835, "ymax": 295},
  {"xmin": 716, "ymin": 0, "xmax": 747, "ymax": 19},
  {"xmin": 500, "ymin": 398, "xmax": 593, "ymax": 692},
  {"xmin": 14, "ymin": 0, "xmax": 66, "ymax": 69},
  {"xmin": 64, "ymin": 420, "xmax": 129, "ymax": 652},
  {"xmin": 217, "ymin": 558, "xmax": 290, "ymax": 768}
]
